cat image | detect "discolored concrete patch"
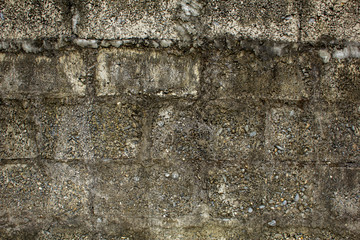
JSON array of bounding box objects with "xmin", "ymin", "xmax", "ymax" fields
[
  {"xmin": 202, "ymin": 51, "xmax": 311, "ymax": 101},
  {"xmin": 0, "ymin": 52, "xmax": 87, "ymax": 98},
  {"xmin": 320, "ymin": 58, "xmax": 360, "ymax": 103},
  {"xmin": 96, "ymin": 48, "xmax": 200, "ymax": 98},
  {"xmin": 316, "ymin": 103, "xmax": 360, "ymax": 164}
]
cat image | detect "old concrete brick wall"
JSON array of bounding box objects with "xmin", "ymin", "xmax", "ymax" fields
[{"xmin": 0, "ymin": 0, "xmax": 359, "ymax": 239}]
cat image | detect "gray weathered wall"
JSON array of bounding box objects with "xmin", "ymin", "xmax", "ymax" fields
[{"xmin": 0, "ymin": 0, "xmax": 359, "ymax": 239}]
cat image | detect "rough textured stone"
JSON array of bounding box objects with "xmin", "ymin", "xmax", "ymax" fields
[
  {"xmin": 203, "ymin": 51, "xmax": 311, "ymax": 100},
  {"xmin": 0, "ymin": 0, "xmax": 71, "ymax": 40},
  {"xmin": 92, "ymin": 162, "xmax": 149, "ymax": 237},
  {"xmin": 0, "ymin": 0, "xmax": 359, "ymax": 238},
  {"xmin": 317, "ymin": 103, "xmax": 360, "ymax": 163},
  {"xmin": 0, "ymin": 52, "xmax": 87, "ymax": 98},
  {"xmin": 0, "ymin": 163, "xmax": 49, "ymax": 234},
  {"xmin": 301, "ymin": 0, "xmax": 360, "ymax": 42},
  {"xmin": 206, "ymin": 162, "xmax": 320, "ymax": 226},
  {"xmin": 149, "ymin": 225, "xmax": 248, "ymax": 240},
  {"xmin": 151, "ymin": 100, "xmax": 265, "ymax": 163},
  {"xmin": 35, "ymin": 100, "xmax": 92, "ymax": 160},
  {"xmin": 96, "ymin": 49, "xmax": 200, "ymax": 97},
  {"xmin": 35, "ymin": 98, "xmax": 143, "ymax": 161},
  {"xmin": 204, "ymin": 100, "xmax": 265, "ymax": 161},
  {"xmin": 150, "ymin": 102, "xmax": 208, "ymax": 161},
  {"xmin": 264, "ymin": 229, "xmax": 351, "ymax": 240},
  {"xmin": 37, "ymin": 228, "xmax": 92, "ymax": 240},
  {"xmin": 46, "ymin": 162, "xmax": 92, "ymax": 227},
  {"xmin": 145, "ymin": 160, "xmax": 205, "ymax": 223},
  {"xmin": 0, "ymin": 100, "xmax": 38, "ymax": 160},
  {"xmin": 75, "ymin": 0, "xmax": 178, "ymax": 40},
  {"xmin": 89, "ymin": 99, "xmax": 143, "ymax": 160},
  {"xmin": 265, "ymin": 104, "xmax": 318, "ymax": 162},
  {"xmin": 202, "ymin": 0, "xmax": 300, "ymax": 42},
  {"xmin": 76, "ymin": 0, "xmax": 301, "ymax": 42},
  {"xmin": 317, "ymin": 166, "xmax": 360, "ymax": 237},
  {"xmin": 320, "ymin": 58, "xmax": 360, "ymax": 102}
]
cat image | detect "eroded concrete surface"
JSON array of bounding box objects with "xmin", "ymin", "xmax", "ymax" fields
[{"xmin": 0, "ymin": 0, "xmax": 359, "ymax": 239}]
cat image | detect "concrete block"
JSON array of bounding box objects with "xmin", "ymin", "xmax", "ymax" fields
[
  {"xmin": 206, "ymin": 161, "xmax": 323, "ymax": 229},
  {"xmin": 275, "ymin": 58, "xmax": 311, "ymax": 100},
  {"xmin": 37, "ymin": 228, "xmax": 92, "ymax": 240},
  {"xmin": 320, "ymin": 58, "xmax": 360, "ymax": 102},
  {"xmin": 202, "ymin": 0, "xmax": 300, "ymax": 42},
  {"xmin": 317, "ymin": 166, "xmax": 360, "ymax": 237},
  {"xmin": 0, "ymin": 100, "xmax": 37, "ymax": 160},
  {"xmin": 96, "ymin": 231, "xmax": 151, "ymax": 240},
  {"xmin": 207, "ymin": 161, "xmax": 262, "ymax": 219},
  {"xmin": 0, "ymin": 52, "xmax": 86, "ymax": 98},
  {"xmin": 301, "ymin": 0, "xmax": 360, "ymax": 42},
  {"xmin": 204, "ymin": 101, "xmax": 265, "ymax": 161},
  {"xmin": 75, "ymin": 0, "xmax": 178, "ymax": 40},
  {"xmin": 36, "ymin": 99, "xmax": 142, "ymax": 161},
  {"xmin": 203, "ymin": 51, "xmax": 310, "ymax": 100},
  {"xmin": 316, "ymin": 103, "xmax": 360, "ymax": 163},
  {"xmin": 35, "ymin": 100, "xmax": 92, "ymax": 160},
  {"xmin": 149, "ymin": 226, "xmax": 248, "ymax": 240},
  {"xmin": 152, "ymin": 226, "xmax": 346, "ymax": 240},
  {"xmin": 46, "ymin": 162, "xmax": 92, "ymax": 226},
  {"xmin": 264, "ymin": 230, "xmax": 349, "ymax": 240},
  {"xmin": 150, "ymin": 103, "xmax": 207, "ymax": 161},
  {"xmin": 76, "ymin": 0, "xmax": 301, "ymax": 42},
  {"xmin": 89, "ymin": 100, "xmax": 143, "ymax": 160},
  {"xmin": 0, "ymin": 0, "xmax": 71, "ymax": 40},
  {"xmin": 145, "ymin": 161, "xmax": 204, "ymax": 221},
  {"xmin": 92, "ymin": 162, "xmax": 149, "ymax": 236},
  {"xmin": 96, "ymin": 49, "xmax": 200, "ymax": 98},
  {"xmin": 151, "ymin": 101, "xmax": 265, "ymax": 162},
  {"xmin": 0, "ymin": 163, "xmax": 49, "ymax": 232},
  {"xmin": 265, "ymin": 105, "xmax": 318, "ymax": 161}
]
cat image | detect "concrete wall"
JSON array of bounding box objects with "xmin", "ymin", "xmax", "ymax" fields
[{"xmin": 0, "ymin": 0, "xmax": 359, "ymax": 239}]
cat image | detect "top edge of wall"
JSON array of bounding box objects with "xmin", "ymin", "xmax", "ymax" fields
[{"xmin": 0, "ymin": 0, "xmax": 359, "ymax": 44}]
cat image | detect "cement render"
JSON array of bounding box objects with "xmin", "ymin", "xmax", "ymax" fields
[{"xmin": 0, "ymin": 0, "xmax": 359, "ymax": 239}]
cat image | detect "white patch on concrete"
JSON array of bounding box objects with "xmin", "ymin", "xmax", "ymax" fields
[
  {"xmin": 0, "ymin": 42, "xmax": 9, "ymax": 50},
  {"xmin": 272, "ymin": 44, "xmax": 286, "ymax": 56},
  {"xmin": 333, "ymin": 46, "xmax": 360, "ymax": 59},
  {"xmin": 319, "ymin": 49, "xmax": 331, "ymax": 63},
  {"xmin": 333, "ymin": 47, "xmax": 350, "ymax": 59},
  {"xmin": 160, "ymin": 39, "xmax": 173, "ymax": 48},
  {"xmin": 180, "ymin": 1, "xmax": 201, "ymax": 17},
  {"xmin": 72, "ymin": 7, "xmax": 80, "ymax": 34},
  {"xmin": 110, "ymin": 40, "xmax": 123, "ymax": 48},
  {"xmin": 159, "ymin": 107, "xmax": 173, "ymax": 120},
  {"xmin": 96, "ymin": 50, "xmax": 116, "ymax": 96},
  {"xmin": 59, "ymin": 52, "xmax": 86, "ymax": 96},
  {"xmin": 0, "ymin": 53, "xmax": 5, "ymax": 62},
  {"xmin": 35, "ymin": 56, "xmax": 51, "ymax": 64},
  {"xmin": 74, "ymin": 39, "xmax": 98, "ymax": 48},
  {"xmin": 22, "ymin": 41, "xmax": 41, "ymax": 53}
]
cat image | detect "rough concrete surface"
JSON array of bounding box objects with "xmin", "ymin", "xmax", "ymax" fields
[{"xmin": 0, "ymin": 0, "xmax": 359, "ymax": 239}]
